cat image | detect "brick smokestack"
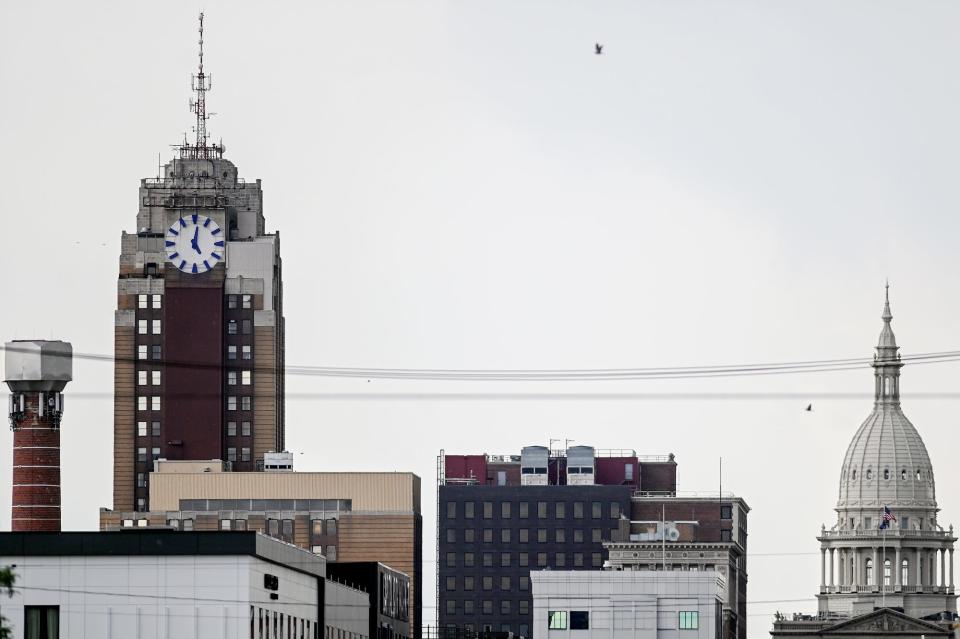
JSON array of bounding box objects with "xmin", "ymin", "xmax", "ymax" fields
[{"xmin": 4, "ymin": 340, "xmax": 72, "ymax": 532}]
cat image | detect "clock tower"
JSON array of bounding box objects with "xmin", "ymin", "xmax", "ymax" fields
[{"xmin": 111, "ymin": 14, "xmax": 285, "ymax": 512}]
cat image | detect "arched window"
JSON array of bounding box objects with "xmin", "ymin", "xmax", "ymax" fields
[
  {"xmin": 902, "ymin": 559, "xmax": 909, "ymax": 586},
  {"xmin": 884, "ymin": 559, "xmax": 891, "ymax": 586},
  {"xmin": 852, "ymin": 469, "xmax": 858, "ymax": 481},
  {"xmin": 866, "ymin": 558, "xmax": 874, "ymax": 585},
  {"xmin": 901, "ymin": 469, "xmax": 907, "ymax": 480},
  {"xmin": 866, "ymin": 469, "xmax": 873, "ymax": 480},
  {"xmin": 883, "ymin": 468, "xmax": 889, "ymax": 480},
  {"xmin": 884, "ymin": 377, "xmax": 891, "ymax": 395},
  {"xmin": 917, "ymin": 469, "xmax": 922, "ymax": 480}
]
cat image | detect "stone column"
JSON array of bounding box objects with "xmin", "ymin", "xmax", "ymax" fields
[
  {"xmin": 895, "ymin": 547, "xmax": 902, "ymax": 588},
  {"xmin": 853, "ymin": 548, "xmax": 859, "ymax": 587},
  {"xmin": 830, "ymin": 548, "xmax": 835, "ymax": 588},
  {"xmin": 950, "ymin": 548, "xmax": 954, "ymax": 590},
  {"xmin": 941, "ymin": 550, "xmax": 946, "ymax": 589},
  {"xmin": 873, "ymin": 547, "xmax": 879, "ymax": 587},
  {"xmin": 821, "ymin": 548, "xmax": 827, "ymax": 589},
  {"xmin": 917, "ymin": 548, "xmax": 923, "ymax": 588}
]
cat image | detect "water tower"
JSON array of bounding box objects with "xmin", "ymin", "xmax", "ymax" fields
[{"xmin": 4, "ymin": 340, "xmax": 73, "ymax": 531}]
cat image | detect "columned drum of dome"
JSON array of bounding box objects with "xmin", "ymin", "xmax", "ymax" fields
[{"xmin": 816, "ymin": 288, "xmax": 956, "ymax": 619}]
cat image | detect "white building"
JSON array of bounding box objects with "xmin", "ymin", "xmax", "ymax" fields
[
  {"xmin": 531, "ymin": 570, "xmax": 723, "ymax": 639},
  {"xmin": 0, "ymin": 530, "xmax": 369, "ymax": 639}
]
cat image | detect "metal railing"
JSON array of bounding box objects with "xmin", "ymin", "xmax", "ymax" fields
[{"xmin": 820, "ymin": 528, "xmax": 954, "ymax": 539}]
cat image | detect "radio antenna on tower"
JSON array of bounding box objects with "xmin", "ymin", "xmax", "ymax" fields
[{"xmin": 181, "ymin": 12, "xmax": 223, "ymax": 160}]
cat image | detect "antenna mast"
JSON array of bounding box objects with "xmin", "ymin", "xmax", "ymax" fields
[{"xmin": 181, "ymin": 12, "xmax": 222, "ymax": 160}]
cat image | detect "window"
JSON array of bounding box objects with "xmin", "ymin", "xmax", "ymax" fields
[
  {"xmin": 483, "ymin": 576, "xmax": 493, "ymax": 591},
  {"xmin": 138, "ymin": 345, "xmax": 147, "ymax": 360},
  {"xmin": 500, "ymin": 601, "xmax": 511, "ymax": 615},
  {"xmin": 242, "ymin": 421, "xmax": 251, "ymax": 436},
  {"xmin": 167, "ymin": 518, "xmax": 180, "ymax": 529},
  {"xmin": 24, "ymin": 605, "xmax": 59, "ymax": 638},
  {"xmin": 151, "ymin": 371, "xmax": 160, "ymax": 385},
  {"xmin": 242, "ymin": 370, "xmax": 252, "ymax": 385},
  {"xmin": 483, "ymin": 502, "xmax": 493, "ymax": 519},
  {"xmin": 464, "ymin": 576, "xmax": 474, "ymax": 591},
  {"xmin": 902, "ymin": 559, "xmax": 909, "ymax": 585},
  {"xmin": 446, "ymin": 601, "xmax": 456, "ymax": 615},
  {"xmin": 182, "ymin": 519, "xmax": 194, "ymax": 531},
  {"xmin": 446, "ymin": 552, "xmax": 456, "ymax": 567},
  {"xmin": 720, "ymin": 505, "xmax": 732, "ymax": 520},
  {"xmin": 138, "ymin": 370, "xmax": 148, "ymax": 385},
  {"xmin": 228, "ymin": 320, "xmax": 238, "ymax": 335},
  {"xmin": 242, "ymin": 319, "xmax": 252, "ymax": 335},
  {"xmin": 151, "ymin": 447, "xmax": 160, "ymax": 460},
  {"xmin": 679, "ymin": 611, "xmax": 699, "ymax": 630},
  {"xmin": 884, "ymin": 468, "xmax": 890, "ymax": 480},
  {"xmin": 137, "ymin": 447, "xmax": 147, "ymax": 462},
  {"xmin": 483, "ymin": 529, "xmax": 493, "ymax": 543},
  {"xmin": 220, "ymin": 519, "xmax": 232, "ymax": 530},
  {"xmin": 721, "ymin": 529, "xmax": 732, "ymax": 542},
  {"xmin": 592, "ymin": 528, "xmax": 602, "ymax": 543},
  {"xmin": 135, "ymin": 499, "xmax": 145, "ymax": 511},
  {"xmin": 574, "ymin": 502, "xmax": 584, "ymax": 519},
  {"xmin": 446, "ymin": 529, "xmax": 456, "ymax": 543},
  {"xmin": 325, "ymin": 545, "xmax": 337, "ymax": 560},
  {"xmin": 538, "ymin": 502, "xmax": 547, "ymax": 518},
  {"xmin": 228, "ymin": 447, "xmax": 237, "ymax": 462},
  {"xmin": 556, "ymin": 502, "xmax": 566, "ymax": 518},
  {"xmin": 902, "ymin": 469, "xmax": 907, "ymax": 480},
  {"xmin": 446, "ymin": 577, "xmax": 456, "ymax": 591},
  {"xmin": 482, "ymin": 600, "xmax": 493, "ymax": 615},
  {"xmin": 152, "ymin": 294, "xmax": 161, "ymax": 308},
  {"xmin": 227, "ymin": 396, "xmax": 237, "ymax": 411},
  {"xmin": 501, "ymin": 552, "xmax": 511, "ymax": 567},
  {"xmin": 137, "ymin": 421, "xmax": 147, "ymax": 436},
  {"xmin": 884, "ymin": 559, "xmax": 892, "ymax": 585},
  {"xmin": 325, "ymin": 518, "xmax": 337, "ymax": 535},
  {"xmin": 571, "ymin": 611, "xmax": 589, "ymax": 630},
  {"xmin": 241, "ymin": 397, "xmax": 252, "ymax": 411},
  {"xmin": 592, "ymin": 502, "xmax": 602, "ymax": 519},
  {"xmin": 625, "ymin": 463, "xmax": 634, "ymax": 481},
  {"xmin": 228, "ymin": 371, "xmax": 238, "ymax": 385},
  {"xmin": 592, "ymin": 552, "xmax": 602, "ymax": 567},
  {"xmin": 555, "ymin": 529, "xmax": 565, "ymax": 543},
  {"xmin": 228, "ymin": 295, "xmax": 237, "ymax": 309},
  {"xmin": 464, "ymin": 502, "xmax": 474, "ymax": 518},
  {"xmin": 519, "ymin": 576, "xmax": 529, "ymax": 591},
  {"xmin": 501, "ymin": 529, "xmax": 511, "ymax": 543},
  {"xmin": 464, "ymin": 600, "xmax": 474, "ymax": 614},
  {"xmin": 228, "ymin": 345, "xmax": 237, "ymax": 360},
  {"xmin": 519, "ymin": 501, "xmax": 529, "ymax": 518},
  {"xmin": 464, "ymin": 529, "xmax": 475, "ymax": 543},
  {"xmin": 464, "ymin": 552, "xmax": 474, "ymax": 567},
  {"xmin": 610, "ymin": 502, "xmax": 621, "ymax": 518},
  {"xmin": 574, "ymin": 529, "xmax": 584, "ymax": 543},
  {"xmin": 138, "ymin": 319, "xmax": 148, "ymax": 334},
  {"xmin": 500, "ymin": 576, "xmax": 511, "ymax": 591},
  {"xmin": 138, "ymin": 294, "xmax": 148, "ymax": 309},
  {"xmin": 537, "ymin": 552, "xmax": 547, "ymax": 567},
  {"xmin": 548, "ymin": 611, "xmax": 568, "ymax": 630},
  {"xmin": 227, "ymin": 421, "xmax": 237, "ymax": 436},
  {"xmin": 136, "ymin": 472, "xmax": 146, "ymax": 488},
  {"xmin": 519, "ymin": 528, "xmax": 529, "ymax": 543},
  {"xmin": 138, "ymin": 396, "xmax": 147, "ymax": 411},
  {"xmin": 241, "ymin": 447, "xmax": 251, "ymax": 462},
  {"xmin": 519, "ymin": 552, "xmax": 529, "ymax": 567},
  {"xmin": 864, "ymin": 517, "xmax": 872, "ymax": 529},
  {"xmin": 520, "ymin": 600, "xmax": 529, "ymax": 615},
  {"xmin": 501, "ymin": 502, "xmax": 511, "ymax": 518},
  {"xmin": 574, "ymin": 552, "xmax": 584, "ymax": 567},
  {"xmin": 281, "ymin": 519, "xmax": 294, "ymax": 542},
  {"xmin": 151, "ymin": 344, "xmax": 161, "ymax": 360},
  {"xmin": 151, "ymin": 396, "xmax": 160, "ymax": 410},
  {"xmin": 538, "ymin": 529, "xmax": 547, "ymax": 543},
  {"xmin": 152, "ymin": 319, "xmax": 161, "ymax": 334},
  {"xmin": 242, "ymin": 345, "xmax": 252, "ymax": 360},
  {"xmin": 242, "ymin": 294, "xmax": 252, "ymax": 309},
  {"xmin": 483, "ymin": 552, "xmax": 493, "ymax": 567}
]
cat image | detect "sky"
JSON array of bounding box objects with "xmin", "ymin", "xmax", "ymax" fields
[{"xmin": 3, "ymin": 1, "xmax": 960, "ymax": 635}]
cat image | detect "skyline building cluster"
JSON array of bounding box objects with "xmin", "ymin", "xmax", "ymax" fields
[{"xmin": 1, "ymin": 12, "xmax": 959, "ymax": 639}]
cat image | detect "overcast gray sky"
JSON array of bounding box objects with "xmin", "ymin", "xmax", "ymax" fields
[{"xmin": 3, "ymin": 1, "xmax": 960, "ymax": 634}]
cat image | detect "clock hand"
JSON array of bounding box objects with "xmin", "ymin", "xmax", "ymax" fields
[{"xmin": 191, "ymin": 227, "xmax": 201, "ymax": 254}]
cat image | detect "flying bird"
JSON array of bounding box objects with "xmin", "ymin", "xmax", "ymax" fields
[
  {"xmin": 805, "ymin": 404, "xmax": 813, "ymax": 412},
  {"xmin": 595, "ymin": 43, "xmax": 603, "ymax": 55}
]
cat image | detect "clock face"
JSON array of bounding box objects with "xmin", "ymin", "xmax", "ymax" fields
[{"xmin": 164, "ymin": 214, "xmax": 225, "ymax": 274}]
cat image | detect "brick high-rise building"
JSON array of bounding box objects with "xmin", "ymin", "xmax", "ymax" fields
[{"xmin": 112, "ymin": 14, "xmax": 284, "ymax": 512}]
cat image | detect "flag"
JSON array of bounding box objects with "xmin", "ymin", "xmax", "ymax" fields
[{"xmin": 879, "ymin": 506, "xmax": 897, "ymax": 529}]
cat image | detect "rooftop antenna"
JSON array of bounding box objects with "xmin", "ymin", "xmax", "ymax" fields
[{"xmin": 191, "ymin": 12, "xmax": 210, "ymax": 150}]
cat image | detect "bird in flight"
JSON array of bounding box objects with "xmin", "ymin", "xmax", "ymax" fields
[
  {"xmin": 805, "ymin": 404, "xmax": 813, "ymax": 412},
  {"xmin": 595, "ymin": 43, "xmax": 603, "ymax": 55}
]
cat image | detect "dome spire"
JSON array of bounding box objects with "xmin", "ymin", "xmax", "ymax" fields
[
  {"xmin": 877, "ymin": 281, "xmax": 897, "ymax": 351},
  {"xmin": 873, "ymin": 282, "xmax": 902, "ymax": 406}
]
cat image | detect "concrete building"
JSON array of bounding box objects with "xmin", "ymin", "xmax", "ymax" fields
[
  {"xmin": 327, "ymin": 562, "xmax": 412, "ymax": 639},
  {"xmin": 604, "ymin": 495, "xmax": 750, "ymax": 639},
  {"xmin": 0, "ymin": 530, "xmax": 368, "ymax": 639},
  {"xmin": 4, "ymin": 340, "xmax": 72, "ymax": 532},
  {"xmin": 771, "ymin": 288, "xmax": 957, "ymax": 638},
  {"xmin": 437, "ymin": 446, "xmax": 677, "ymax": 637},
  {"xmin": 531, "ymin": 570, "xmax": 724, "ymax": 639},
  {"xmin": 112, "ymin": 14, "xmax": 285, "ymax": 514},
  {"xmin": 100, "ymin": 466, "xmax": 423, "ymax": 637}
]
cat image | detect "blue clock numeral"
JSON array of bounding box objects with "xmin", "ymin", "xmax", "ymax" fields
[
  {"xmin": 169, "ymin": 252, "xmax": 179, "ymax": 260},
  {"xmin": 203, "ymin": 218, "xmax": 211, "ymax": 228},
  {"xmin": 203, "ymin": 260, "xmax": 211, "ymax": 270},
  {"xmin": 192, "ymin": 263, "xmax": 199, "ymax": 274},
  {"xmin": 165, "ymin": 241, "xmax": 176, "ymax": 247},
  {"xmin": 214, "ymin": 240, "xmax": 225, "ymax": 247},
  {"xmin": 210, "ymin": 252, "xmax": 222, "ymax": 260},
  {"xmin": 179, "ymin": 260, "xmax": 187, "ymax": 270},
  {"xmin": 169, "ymin": 228, "xmax": 179, "ymax": 236},
  {"xmin": 179, "ymin": 218, "xmax": 187, "ymax": 228},
  {"xmin": 211, "ymin": 228, "xmax": 221, "ymax": 236},
  {"xmin": 191, "ymin": 213, "xmax": 198, "ymax": 225}
]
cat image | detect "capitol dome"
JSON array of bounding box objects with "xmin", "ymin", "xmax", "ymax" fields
[{"xmin": 835, "ymin": 287, "xmax": 938, "ymax": 515}]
